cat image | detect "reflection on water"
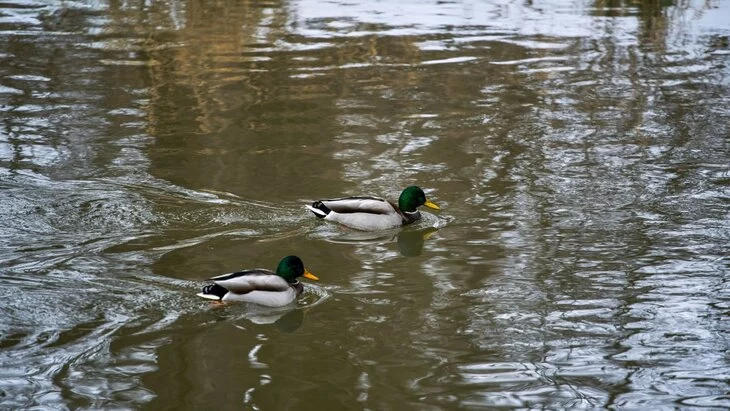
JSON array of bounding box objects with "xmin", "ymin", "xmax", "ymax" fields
[
  {"xmin": 312, "ymin": 219, "xmax": 440, "ymax": 257},
  {"xmin": 1, "ymin": 0, "xmax": 729, "ymax": 408}
]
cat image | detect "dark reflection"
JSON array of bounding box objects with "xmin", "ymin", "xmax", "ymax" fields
[
  {"xmin": 273, "ymin": 308, "xmax": 305, "ymax": 333},
  {"xmin": 397, "ymin": 227, "xmax": 438, "ymax": 257},
  {"xmin": 128, "ymin": 0, "xmax": 347, "ymax": 201}
]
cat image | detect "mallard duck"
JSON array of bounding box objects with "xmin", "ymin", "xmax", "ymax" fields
[
  {"xmin": 306, "ymin": 186, "xmax": 440, "ymax": 231},
  {"xmin": 197, "ymin": 255, "xmax": 319, "ymax": 307}
]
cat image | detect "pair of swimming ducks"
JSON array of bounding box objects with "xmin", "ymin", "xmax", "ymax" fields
[{"xmin": 197, "ymin": 186, "xmax": 440, "ymax": 307}]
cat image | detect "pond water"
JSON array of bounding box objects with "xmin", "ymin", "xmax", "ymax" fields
[{"xmin": 1, "ymin": 0, "xmax": 729, "ymax": 408}]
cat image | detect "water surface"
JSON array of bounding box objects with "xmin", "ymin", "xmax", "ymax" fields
[{"xmin": 1, "ymin": 0, "xmax": 729, "ymax": 408}]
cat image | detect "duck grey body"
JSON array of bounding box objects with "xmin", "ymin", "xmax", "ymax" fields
[
  {"xmin": 306, "ymin": 186, "xmax": 439, "ymax": 231},
  {"xmin": 202, "ymin": 270, "xmax": 301, "ymax": 306},
  {"xmin": 307, "ymin": 197, "xmax": 415, "ymax": 231},
  {"xmin": 197, "ymin": 256, "xmax": 319, "ymax": 307}
]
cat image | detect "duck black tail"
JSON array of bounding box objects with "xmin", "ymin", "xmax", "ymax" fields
[
  {"xmin": 307, "ymin": 201, "xmax": 331, "ymax": 218},
  {"xmin": 201, "ymin": 284, "xmax": 228, "ymax": 299}
]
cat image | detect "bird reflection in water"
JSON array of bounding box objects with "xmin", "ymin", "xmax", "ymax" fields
[{"xmin": 321, "ymin": 225, "xmax": 439, "ymax": 257}]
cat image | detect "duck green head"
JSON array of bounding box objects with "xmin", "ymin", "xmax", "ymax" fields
[
  {"xmin": 276, "ymin": 255, "xmax": 319, "ymax": 283},
  {"xmin": 398, "ymin": 186, "xmax": 441, "ymax": 213}
]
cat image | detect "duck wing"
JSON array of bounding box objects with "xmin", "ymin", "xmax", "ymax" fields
[
  {"xmin": 210, "ymin": 269, "xmax": 291, "ymax": 294},
  {"xmin": 320, "ymin": 196, "xmax": 396, "ymax": 215}
]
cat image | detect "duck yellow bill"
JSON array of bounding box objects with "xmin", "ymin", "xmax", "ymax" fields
[
  {"xmin": 424, "ymin": 200, "xmax": 440, "ymax": 210},
  {"xmin": 303, "ymin": 269, "xmax": 319, "ymax": 281}
]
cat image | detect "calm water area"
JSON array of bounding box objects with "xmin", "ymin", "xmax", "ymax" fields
[{"xmin": 1, "ymin": 0, "xmax": 730, "ymax": 409}]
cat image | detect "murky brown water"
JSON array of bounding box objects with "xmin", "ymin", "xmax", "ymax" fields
[{"xmin": 2, "ymin": 0, "xmax": 730, "ymax": 408}]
